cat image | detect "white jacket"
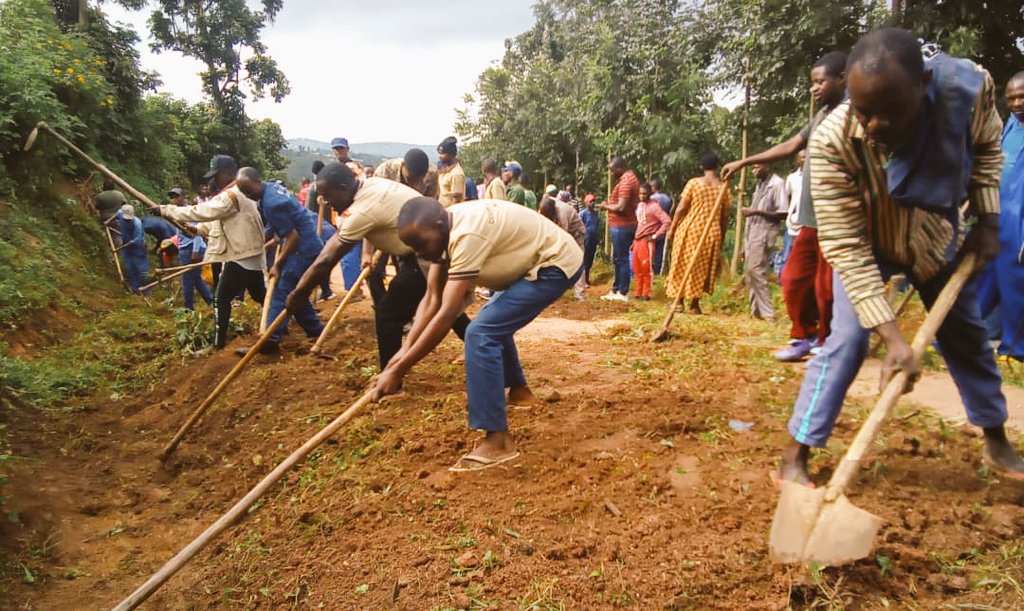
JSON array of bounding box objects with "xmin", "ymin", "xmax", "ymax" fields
[{"xmin": 159, "ymin": 185, "xmax": 265, "ymax": 263}]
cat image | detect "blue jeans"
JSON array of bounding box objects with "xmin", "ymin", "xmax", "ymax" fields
[
  {"xmin": 775, "ymin": 231, "xmax": 796, "ymax": 278},
  {"xmin": 583, "ymin": 232, "xmax": 598, "ymax": 279},
  {"xmin": 788, "ymin": 261, "xmax": 1007, "ymax": 447},
  {"xmin": 653, "ymin": 235, "xmax": 666, "ymax": 274},
  {"xmin": 464, "ymin": 266, "xmax": 581, "ymax": 431},
  {"xmin": 121, "ymin": 250, "xmax": 149, "ymax": 294},
  {"xmin": 268, "ymin": 252, "xmax": 324, "ymax": 343},
  {"xmin": 179, "ymin": 249, "xmax": 212, "ymax": 310},
  {"xmin": 341, "ymin": 241, "xmax": 362, "ymax": 290},
  {"xmin": 610, "ymin": 225, "xmax": 636, "ymax": 294}
]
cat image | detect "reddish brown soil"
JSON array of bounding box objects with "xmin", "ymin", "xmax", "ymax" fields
[{"xmin": 2, "ymin": 290, "xmax": 1023, "ymax": 610}]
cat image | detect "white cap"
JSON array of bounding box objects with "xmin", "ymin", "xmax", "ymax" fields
[{"xmin": 120, "ymin": 204, "xmax": 135, "ymax": 219}]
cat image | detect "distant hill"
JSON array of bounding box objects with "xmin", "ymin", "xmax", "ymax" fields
[{"xmin": 282, "ymin": 139, "xmax": 438, "ymax": 186}]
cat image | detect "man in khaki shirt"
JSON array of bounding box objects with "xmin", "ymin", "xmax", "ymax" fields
[
  {"xmin": 375, "ymin": 148, "xmax": 439, "ymax": 198},
  {"xmin": 373, "ymin": 198, "xmax": 583, "ymax": 472},
  {"xmin": 436, "ymin": 136, "xmax": 466, "ymax": 207},
  {"xmin": 481, "ymin": 157, "xmax": 507, "ymax": 200},
  {"xmin": 284, "ymin": 162, "xmax": 470, "ymax": 368}
]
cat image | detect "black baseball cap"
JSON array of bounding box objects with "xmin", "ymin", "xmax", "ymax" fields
[{"xmin": 203, "ymin": 154, "xmax": 238, "ymax": 180}]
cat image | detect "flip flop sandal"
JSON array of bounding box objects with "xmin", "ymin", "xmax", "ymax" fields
[
  {"xmin": 449, "ymin": 451, "xmax": 521, "ymax": 473},
  {"xmin": 982, "ymin": 449, "xmax": 1024, "ymax": 481},
  {"xmin": 768, "ymin": 468, "xmax": 816, "ymax": 489}
]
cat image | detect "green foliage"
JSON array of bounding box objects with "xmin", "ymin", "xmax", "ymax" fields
[
  {"xmin": 146, "ymin": 0, "xmax": 290, "ymax": 126},
  {"xmin": 899, "ymin": 0, "xmax": 1024, "ymax": 93}
]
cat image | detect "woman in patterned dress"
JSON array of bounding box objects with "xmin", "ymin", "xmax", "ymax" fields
[{"xmin": 665, "ymin": 153, "xmax": 731, "ymax": 314}]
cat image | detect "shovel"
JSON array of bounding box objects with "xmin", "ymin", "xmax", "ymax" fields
[
  {"xmin": 651, "ymin": 182, "xmax": 730, "ymax": 342},
  {"xmin": 769, "ymin": 253, "xmax": 976, "ymax": 566}
]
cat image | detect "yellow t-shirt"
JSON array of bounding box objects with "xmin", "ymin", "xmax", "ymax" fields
[
  {"xmin": 336, "ymin": 177, "xmax": 421, "ymax": 255},
  {"xmin": 376, "ymin": 157, "xmax": 440, "ymax": 198},
  {"xmin": 483, "ymin": 176, "xmax": 507, "ymax": 200},
  {"xmin": 437, "ymin": 162, "xmax": 466, "ymax": 208},
  {"xmin": 446, "ymin": 199, "xmax": 583, "ymax": 290}
]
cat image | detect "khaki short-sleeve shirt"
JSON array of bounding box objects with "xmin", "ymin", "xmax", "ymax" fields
[
  {"xmin": 446, "ymin": 199, "xmax": 583, "ymax": 290},
  {"xmin": 336, "ymin": 177, "xmax": 421, "ymax": 255}
]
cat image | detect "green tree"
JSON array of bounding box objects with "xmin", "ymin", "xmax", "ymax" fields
[
  {"xmin": 141, "ymin": 0, "xmax": 290, "ymax": 126},
  {"xmin": 898, "ymin": 0, "xmax": 1024, "ymax": 91}
]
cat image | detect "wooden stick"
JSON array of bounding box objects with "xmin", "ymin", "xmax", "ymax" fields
[
  {"xmin": 104, "ymin": 226, "xmax": 127, "ymax": 287},
  {"xmin": 161, "ymin": 310, "xmax": 289, "ymax": 459},
  {"xmin": 154, "ymin": 260, "xmax": 207, "ymax": 276},
  {"xmin": 138, "ymin": 267, "xmax": 192, "ymax": 293},
  {"xmin": 316, "ymin": 199, "xmax": 325, "ymax": 238},
  {"xmin": 310, "ymin": 255, "xmax": 378, "ymax": 355},
  {"xmin": 119, "ymin": 391, "xmax": 375, "ymax": 610},
  {"xmin": 28, "ymin": 121, "xmax": 191, "ymax": 233},
  {"xmin": 652, "ymin": 182, "xmax": 730, "ymax": 342},
  {"xmin": 260, "ymin": 276, "xmax": 277, "ymax": 334},
  {"xmin": 730, "ymin": 60, "xmax": 751, "ymax": 277}
]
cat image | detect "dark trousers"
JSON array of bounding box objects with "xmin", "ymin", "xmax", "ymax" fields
[
  {"xmin": 374, "ymin": 255, "xmax": 469, "ymax": 369},
  {"xmin": 582, "ymin": 232, "xmax": 598, "ymax": 283},
  {"xmin": 214, "ymin": 262, "xmax": 266, "ymax": 348}
]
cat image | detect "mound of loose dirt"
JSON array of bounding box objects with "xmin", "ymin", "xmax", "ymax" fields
[{"xmin": 2, "ymin": 294, "xmax": 1022, "ymax": 610}]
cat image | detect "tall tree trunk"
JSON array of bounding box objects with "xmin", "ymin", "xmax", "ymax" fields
[{"xmin": 78, "ymin": 0, "xmax": 88, "ymax": 28}]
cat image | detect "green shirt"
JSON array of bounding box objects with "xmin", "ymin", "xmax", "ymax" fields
[
  {"xmin": 524, "ymin": 189, "xmax": 538, "ymax": 211},
  {"xmin": 506, "ymin": 183, "xmax": 526, "ymax": 205}
]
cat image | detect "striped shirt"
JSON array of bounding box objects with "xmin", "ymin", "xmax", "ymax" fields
[{"xmin": 808, "ymin": 67, "xmax": 1002, "ymax": 329}]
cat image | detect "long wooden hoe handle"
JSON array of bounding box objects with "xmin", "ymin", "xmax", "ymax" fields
[
  {"xmin": 161, "ymin": 309, "xmax": 289, "ymax": 459},
  {"xmin": 30, "ymin": 121, "xmax": 191, "ymax": 233},
  {"xmin": 310, "ymin": 253, "xmax": 380, "ymax": 355},
  {"xmin": 104, "ymin": 226, "xmax": 128, "ymax": 287},
  {"xmin": 654, "ymin": 182, "xmax": 730, "ymax": 337},
  {"xmin": 154, "ymin": 260, "xmax": 207, "ymax": 276},
  {"xmin": 137, "ymin": 267, "xmax": 193, "ymax": 293},
  {"xmin": 116, "ymin": 391, "xmax": 375, "ymax": 610},
  {"xmin": 259, "ymin": 275, "xmax": 278, "ymax": 334},
  {"xmin": 824, "ymin": 253, "xmax": 977, "ymax": 500}
]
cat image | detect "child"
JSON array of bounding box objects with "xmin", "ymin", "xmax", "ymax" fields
[{"xmin": 632, "ymin": 183, "xmax": 671, "ymax": 300}]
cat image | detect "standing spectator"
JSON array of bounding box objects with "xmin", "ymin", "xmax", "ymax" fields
[
  {"xmin": 978, "ymin": 70, "xmax": 1024, "ymax": 360},
  {"xmin": 465, "ymin": 176, "xmax": 478, "ymax": 200},
  {"xmin": 650, "ymin": 178, "xmax": 672, "ymax": 273},
  {"xmin": 598, "ymin": 156, "xmax": 639, "ymax": 301},
  {"xmin": 297, "ymin": 178, "xmax": 312, "ymax": 205},
  {"xmin": 304, "ymin": 161, "xmax": 326, "ymax": 214},
  {"xmin": 564, "ymin": 183, "xmax": 582, "ymax": 212},
  {"xmin": 437, "ymin": 136, "xmax": 466, "ymax": 208},
  {"xmin": 170, "ymin": 189, "xmax": 213, "ymax": 311},
  {"xmin": 502, "ymin": 162, "xmax": 526, "ymax": 205},
  {"xmin": 364, "ymin": 165, "xmax": 375, "ymax": 178},
  {"xmin": 539, "ymin": 190, "xmax": 587, "ymax": 300},
  {"xmin": 482, "ymin": 157, "xmax": 506, "ymax": 200},
  {"xmin": 633, "ymin": 183, "xmax": 671, "ymax": 300},
  {"xmin": 723, "ymin": 52, "xmax": 848, "ymax": 360},
  {"xmin": 117, "ymin": 204, "xmax": 150, "ymax": 294},
  {"xmin": 742, "ymin": 164, "xmax": 787, "ymax": 320},
  {"xmin": 579, "ymin": 194, "xmax": 599, "ymax": 287},
  {"xmin": 331, "ymin": 138, "xmax": 364, "ymax": 293},
  {"xmin": 665, "ymin": 154, "xmax": 730, "ymax": 314},
  {"xmin": 523, "ymin": 183, "xmax": 538, "ymax": 211},
  {"xmin": 776, "ymin": 151, "xmax": 805, "ymax": 277},
  {"xmin": 193, "ymin": 183, "xmax": 210, "ymax": 206}
]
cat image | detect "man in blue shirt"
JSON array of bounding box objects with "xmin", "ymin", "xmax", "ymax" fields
[
  {"xmin": 578, "ymin": 193, "xmax": 600, "ymax": 286},
  {"xmin": 117, "ymin": 204, "xmax": 150, "ymax": 294},
  {"xmin": 978, "ymin": 71, "xmax": 1024, "ymax": 360},
  {"xmin": 237, "ymin": 168, "xmax": 324, "ymax": 354}
]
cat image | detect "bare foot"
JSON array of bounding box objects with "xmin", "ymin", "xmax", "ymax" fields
[
  {"xmin": 776, "ymin": 440, "xmax": 812, "ymax": 486},
  {"xmin": 983, "ymin": 426, "xmax": 1024, "ymax": 480},
  {"xmin": 507, "ymin": 385, "xmax": 536, "ymax": 407}
]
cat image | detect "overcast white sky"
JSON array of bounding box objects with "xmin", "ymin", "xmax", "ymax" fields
[{"xmin": 100, "ymin": 0, "xmax": 537, "ymax": 143}]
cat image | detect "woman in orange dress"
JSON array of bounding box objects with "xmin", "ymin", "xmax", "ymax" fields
[{"xmin": 665, "ymin": 153, "xmax": 730, "ymax": 314}]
